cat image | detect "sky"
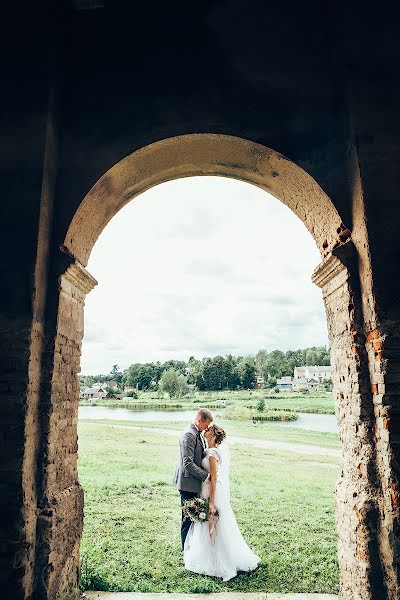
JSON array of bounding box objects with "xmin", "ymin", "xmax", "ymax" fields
[{"xmin": 81, "ymin": 176, "xmax": 328, "ymax": 374}]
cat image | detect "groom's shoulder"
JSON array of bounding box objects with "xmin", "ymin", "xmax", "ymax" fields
[{"xmin": 182, "ymin": 424, "xmax": 196, "ymax": 438}]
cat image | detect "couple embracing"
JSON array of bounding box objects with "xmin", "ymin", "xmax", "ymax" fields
[{"xmin": 173, "ymin": 408, "xmax": 260, "ymax": 582}]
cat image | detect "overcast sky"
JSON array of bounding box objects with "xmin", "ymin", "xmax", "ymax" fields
[{"xmin": 81, "ymin": 176, "xmax": 328, "ymax": 374}]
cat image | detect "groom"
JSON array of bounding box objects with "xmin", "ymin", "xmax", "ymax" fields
[{"xmin": 173, "ymin": 408, "xmax": 213, "ymax": 549}]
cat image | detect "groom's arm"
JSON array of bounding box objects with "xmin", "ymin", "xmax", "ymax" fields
[{"xmin": 182, "ymin": 432, "xmax": 208, "ymax": 482}]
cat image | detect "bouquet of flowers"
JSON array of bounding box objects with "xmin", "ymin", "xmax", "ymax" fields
[{"xmin": 182, "ymin": 497, "xmax": 219, "ymax": 522}]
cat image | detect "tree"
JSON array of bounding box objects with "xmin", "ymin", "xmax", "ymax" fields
[
  {"xmin": 305, "ymin": 349, "xmax": 319, "ymax": 366},
  {"xmin": 265, "ymin": 350, "xmax": 289, "ymax": 378},
  {"xmin": 196, "ymin": 357, "xmax": 223, "ymax": 391},
  {"xmin": 304, "ymin": 346, "xmax": 330, "ymax": 366},
  {"xmin": 177, "ymin": 374, "xmax": 189, "ymax": 398},
  {"xmin": 195, "ymin": 355, "xmax": 240, "ymax": 391},
  {"xmin": 186, "ymin": 356, "xmax": 201, "ymax": 385},
  {"xmin": 224, "ymin": 355, "xmax": 241, "ymax": 389},
  {"xmin": 255, "ymin": 349, "xmax": 269, "ymax": 381},
  {"xmin": 257, "ymin": 398, "xmax": 265, "ymax": 412},
  {"xmin": 104, "ymin": 386, "xmax": 119, "ymax": 397},
  {"xmin": 159, "ymin": 368, "xmax": 188, "ymax": 398},
  {"xmin": 92, "ymin": 345, "xmax": 330, "ymax": 395},
  {"xmin": 81, "ymin": 375, "xmax": 95, "ymax": 387},
  {"xmin": 110, "ymin": 364, "xmax": 123, "ymax": 388},
  {"xmin": 161, "ymin": 360, "xmax": 187, "ymax": 376},
  {"xmin": 237, "ymin": 357, "xmax": 256, "ymax": 389},
  {"xmin": 125, "ymin": 363, "xmax": 157, "ymax": 390}
]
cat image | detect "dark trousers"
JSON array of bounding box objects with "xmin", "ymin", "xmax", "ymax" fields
[{"xmin": 179, "ymin": 490, "xmax": 197, "ymax": 550}]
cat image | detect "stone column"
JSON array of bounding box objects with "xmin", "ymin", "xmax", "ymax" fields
[
  {"xmin": 0, "ymin": 45, "xmax": 58, "ymax": 598},
  {"xmin": 34, "ymin": 261, "xmax": 96, "ymax": 600},
  {"xmin": 335, "ymin": 5, "xmax": 400, "ymax": 593},
  {"xmin": 349, "ymin": 144, "xmax": 400, "ymax": 599},
  {"xmin": 313, "ymin": 240, "xmax": 386, "ymax": 599},
  {"xmin": 365, "ymin": 324, "xmax": 400, "ymax": 597}
]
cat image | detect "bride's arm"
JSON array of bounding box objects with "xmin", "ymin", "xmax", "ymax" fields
[
  {"xmin": 208, "ymin": 456, "xmax": 218, "ymax": 513},
  {"xmin": 208, "ymin": 455, "xmax": 218, "ymax": 540}
]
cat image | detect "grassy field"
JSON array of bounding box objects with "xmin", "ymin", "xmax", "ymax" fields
[
  {"xmin": 80, "ymin": 389, "xmax": 335, "ymax": 415},
  {"xmin": 79, "ymin": 417, "xmax": 340, "ymax": 449},
  {"xmin": 78, "ymin": 422, "xmax": 340, "ymax": 593}
]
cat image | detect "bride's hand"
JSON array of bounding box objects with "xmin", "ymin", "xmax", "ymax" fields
[
  {"xmin": 208, "ymin": 514, "xmax": 215, "ymax": 540},
  {"xmin": 208, "ymin": 505, "xmax": 216, "ymax": 542}
]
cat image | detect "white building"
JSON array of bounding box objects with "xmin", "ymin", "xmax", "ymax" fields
[
  {"xmin": 294, "ymin": 365, "xmax": 332, "ymax": 382},
  {"xmin": 304, "ymin": 365, "xmax": 332, "ymax": 381},
  {"xmin": 81, "ymin": 384, "xmax": 114, "ymax": 399},
  {"xmin": 276, "ymin": 376, "xmax": 293, "ymax": 390},
  {"xmin": 255, "ymin": 376, "xmax": 265, "ymax": 387},
  {"xmin": 292, "ymin": 377, "xmax": 319, "ymax": 391},
  {"xmin": 293, "ymin": 367, "xmax": 306, "ymax": 380}
]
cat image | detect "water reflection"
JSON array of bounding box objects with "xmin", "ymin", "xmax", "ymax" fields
[{"xmin": 78, "ymin": 406, "xmax": 338, "ymax": 433}]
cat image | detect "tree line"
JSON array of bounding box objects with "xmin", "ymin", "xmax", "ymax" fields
[{"xmin": 80, "ymin": 346, "xmax": 330, "ymax": 392}]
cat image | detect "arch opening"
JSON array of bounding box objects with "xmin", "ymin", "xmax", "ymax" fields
[{"xmin": 78, "ymin": 173, "xmax": 339, "ymax": 594}]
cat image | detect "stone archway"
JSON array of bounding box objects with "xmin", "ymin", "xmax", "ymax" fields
[
  {"xmin": 63, "ymin": 134, "xmax": 347, "ymax": 266},
  {"xmin": 38, "ymin": 135, "xmax": 386, "ymax": 599}
]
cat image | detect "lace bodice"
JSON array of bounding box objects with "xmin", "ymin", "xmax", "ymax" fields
[{"xmin": 201, "ymin": 448, "xmax": 220, "ymax": 472}]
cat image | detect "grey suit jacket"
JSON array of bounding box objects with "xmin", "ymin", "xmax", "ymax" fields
[{"xmin": 173, "ymin": 424, "xmax": 208, "ymax": 493}]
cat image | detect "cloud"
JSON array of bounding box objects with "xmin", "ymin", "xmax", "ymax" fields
[
  {"xmin": 81, "ymin": 176, "xmax": 328, "ymax": 373},
  {"xmin": 185, "ymin": 259, "xmax": 235, "ymax": 280},
  {"xmin": 159, "ymin": 208, "xmax": 219, "ymax": 241}
]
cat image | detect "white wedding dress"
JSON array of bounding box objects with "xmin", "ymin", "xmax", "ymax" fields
[{"xmin": 184, "ymin": 445, "xmax": 260, "ymax": 581}]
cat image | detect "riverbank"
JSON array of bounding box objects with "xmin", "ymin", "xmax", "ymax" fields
[{"xmin": 80, "ymin": 390, "xmax": 335, "ymax": 415}]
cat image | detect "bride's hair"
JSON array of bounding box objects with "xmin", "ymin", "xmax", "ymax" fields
[{"xmin": 211, "ymin": 424, "xmax": 226, "ymax": 446}]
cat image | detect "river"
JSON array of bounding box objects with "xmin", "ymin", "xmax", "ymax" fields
[{"xmin": 78, "ymin": 406, "xmax": 338, "ymax": 434}]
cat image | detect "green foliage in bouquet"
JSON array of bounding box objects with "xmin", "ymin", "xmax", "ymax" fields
[{"xmin": 182, "ymin": 497, "xmax": 219, "ymax": 522}]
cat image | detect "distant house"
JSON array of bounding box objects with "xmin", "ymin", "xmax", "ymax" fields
[
  {"xmin": 255, "ymin": 376, "xmax": 265, "ymax": 388},
  {"xmin": 98, "ymin": 390, "xmax": 114, "ymax": 399},
  {"xmin": 306, "ymin": 377, "xmax": 319, "ymax": 389},
  {"xmin": 292, "ymin": 377, "xmax": 319, "ymax": 391},
  {"xmin": 304, "ymin": 366, "xmax": 332, "ymax": 381},
  {"xmin": 293, "ymin": 367, "xmax": 306, "ymax": 380},
  {"xmin": 293, "ymin": 365, "xmax": 332, "ymax": 389},
  {"xmin": 81, "ymin": 383, "xmax": 117, "ymax": 399},
  {"xmin": 276, "ymin": 376, "xmax": 293, "ymax": 390},
  {"xmin": 81, "ymin": 386, "xmax": 98, "ymax": 399},
  {"xmin": 104, "ymin": 380, "xmax": 118, "ymax": 389},
  {"xmin": 292, "ymin": 377, "xmax": 308, "ymax": 391}
]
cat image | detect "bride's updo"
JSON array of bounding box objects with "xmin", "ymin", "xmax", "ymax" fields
[{"xmin": 211, "ymin": 424, "xmax": 226, "ymax": 446}]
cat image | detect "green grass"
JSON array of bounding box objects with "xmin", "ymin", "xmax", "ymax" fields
[
  {"xmin": 80, "ymin": 389, "xmax": 335, "ymax": 414},
  {"xmin": 78, "ymin": 423, "xmax": 340, "ymax": 593},
  {"xmin": 79, "ymin": 417, "xmax": 340, "ymax": 449},
  {"xmin": 260, "ymin": 396, "xmax": 334, "ymax": 415}
]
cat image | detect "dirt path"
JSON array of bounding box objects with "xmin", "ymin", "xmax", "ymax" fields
[{"xmin": 81, "ymin": 422, "xmax": 341, "ymax": 459}]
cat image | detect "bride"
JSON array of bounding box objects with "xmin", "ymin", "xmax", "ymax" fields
[{"xmin": 184, "ymin": 424, "xmax": 260, "ymax": 581}]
